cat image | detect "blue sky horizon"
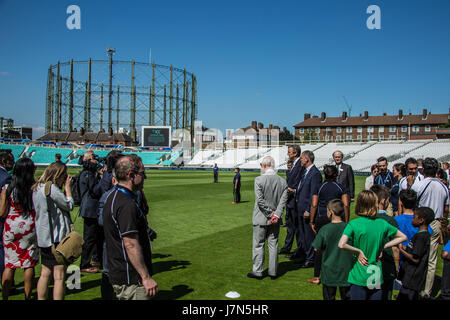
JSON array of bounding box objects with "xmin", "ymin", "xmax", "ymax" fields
[{"xmin": 1, "ymin": 0, "xmax": 449, "ymax": 138}]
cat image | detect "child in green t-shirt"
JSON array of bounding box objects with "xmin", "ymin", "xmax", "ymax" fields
[
  {"xmin": 312, "ymin": 199, "xmax": 353, "ymax": 300},
  {"xmin": 370, "ymin": 184, "xmax": 400, "ymax": 300},
  {"xmin": 338, "ymin": 190, "xmax": 407, "ymax": 300}
]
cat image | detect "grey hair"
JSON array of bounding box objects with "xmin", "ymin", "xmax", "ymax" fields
[
  {"xmin": 333, "ymin": 150, "xmax": 344, "ymax": 158},
  {"xmin": 261, "ymin": 156, "xmax": 275, "ymax": 168},
  {"xmin": 83, "ymin": 150, "xmax": 94, "ymax": 161},
  {"xmin": 302, "ymin": 150, "xmax": 315, "ymax": 163}
]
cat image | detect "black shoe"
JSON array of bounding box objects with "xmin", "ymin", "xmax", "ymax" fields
[
  {"xmin": 286, "ymin": 253, "xmax": 304, "ymax": 262},
  {"xmin": 247, "ymin": 272, "xmax": 263, "ymax": 280},
  {"xmin": 269, "ymin": 275, "xmax": 278, "ymax": 280},
  {"xmin": 278, "ymin": 249, "xmax": 290, "ymax": 255},
  {"xmin": 299, "ymin": 261, "xmax": 314, "ymax": 269}
]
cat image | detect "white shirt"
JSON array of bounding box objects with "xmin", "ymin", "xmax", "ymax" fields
[
  {"xmin": 415, "ymin": 177, "xmax": 450, "ymax": 219},
  {"xmin": 398, "ymin": 172, "xmax": 424, "ymax": 194},
  {"xmin": 297, "ymin": 163, "xmax": 314, "ymax": 191},
  {"xmin": 365, "ymin": 175, "xmax": 374, "ymax": 190}
]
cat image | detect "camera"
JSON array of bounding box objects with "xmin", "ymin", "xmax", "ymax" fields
[
  {"xmin": 147, "ymin": 227, "xmax": 157, "ymax": 241},
  {"xmin": 92, "ymin": 154, "xmax": 107, "ymax": 164}
]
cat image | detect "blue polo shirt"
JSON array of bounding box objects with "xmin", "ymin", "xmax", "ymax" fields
[
  {"xmin": 233, "ymin": 172, "xmax": 241, "ymax": 187},
  {"xmin": 395, "ymin": 213, "xmax": 433, "ymax": 247}
]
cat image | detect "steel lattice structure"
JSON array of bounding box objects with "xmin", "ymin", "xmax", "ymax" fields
[{"xmin": 45, "ymin": 54, "xmax": 197, "ymax": 142}]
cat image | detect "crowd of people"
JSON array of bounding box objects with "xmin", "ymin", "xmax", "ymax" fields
[
  {"xmin": 247, "ymin": 146, "xmax": 450, "ymax": 300},
  {"xmin": 0, "ymin": 144, "xmax": 449, "ymax": 301},
  {"xmin": 0, "ymin": 149, "xmax": 157, "ymax": 300}
]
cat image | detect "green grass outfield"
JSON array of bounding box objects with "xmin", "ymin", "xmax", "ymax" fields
[{"xmin": 5, "ymin": 169, "xmax": 446, "ymax": 300}]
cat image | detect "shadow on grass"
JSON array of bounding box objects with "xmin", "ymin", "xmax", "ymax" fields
[
  {"xmin": 152, "ymin": 253, "xmax": 172, "ymax": 259},
  {"xmin": 274, "ymin": 260, "xmax": 303, "ymax": 277},
  {"xmin": 153, "ymin": 260, "xmax": 191, "ymax": 275},
  {"xmin": 152, "ymin": 284, "xmax": 194, "ymax": 300},
  {"xmin": 66, "ymin": 277, "xmax": 101, "ymax": 296}
]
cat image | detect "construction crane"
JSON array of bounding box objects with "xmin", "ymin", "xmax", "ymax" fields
[{"xmin": 342, "ymin": 96, "xmax": 352, "ymax": 116}]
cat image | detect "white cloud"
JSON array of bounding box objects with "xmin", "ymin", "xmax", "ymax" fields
[{"xmin": 0, "ymin": 72, "xmax": 10, "ymax": 76}]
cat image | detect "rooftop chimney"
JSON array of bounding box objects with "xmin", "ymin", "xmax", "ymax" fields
[
  {"xmin": 342, "ymin": 111, "xmax": 347, "ymax": 121},
  {"xmin": 304, "ymin": 113, "xmax": 311, "ymax": 121},
  {"xmin": 398, "ymin": 109, "xmax": 403, "ymax": 120},
  {"xmin": 321, "ymin": 112, "xmax": 326, "ymax": 121},
  {"xmin": 251, "ymin": 121, "xmax": 257, "ymax": 130},
  {"xmin": 364, "ymin": 111, "xmax": 369, "ymax": 120},
  {"xmin": 422, "ymin": 109, "xmax": 427, "ymax": 120}
]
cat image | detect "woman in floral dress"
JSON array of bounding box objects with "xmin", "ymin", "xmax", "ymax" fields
[{"xmin": 1, "ymin": 158, "xmax": 38, "ymax": 300}]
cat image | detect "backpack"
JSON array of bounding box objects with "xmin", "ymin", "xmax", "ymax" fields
[{"xmin": 71, "ymin": 171, "xmax": 83, "ymax": 206}]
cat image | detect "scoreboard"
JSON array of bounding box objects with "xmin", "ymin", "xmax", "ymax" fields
[{"xmin": 141, "ymin": 126, "xmax": 171, "ymax": 148}]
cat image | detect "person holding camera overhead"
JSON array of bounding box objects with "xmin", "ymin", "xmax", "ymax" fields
[{"xmin": 79, "ymin": 151, "xmax": 103, "ymax": 273}]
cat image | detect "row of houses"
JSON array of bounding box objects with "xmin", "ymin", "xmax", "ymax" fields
[{"xmin": 293, "ymin": 109, "xmax": 449, "ymax": 142}]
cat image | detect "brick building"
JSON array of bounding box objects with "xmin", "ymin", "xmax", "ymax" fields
[{"xmin": 293, "ymin": 109, "xmax": 449, "ymax": 142}]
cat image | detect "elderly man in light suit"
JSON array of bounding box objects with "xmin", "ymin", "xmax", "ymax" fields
[{"xmin": 247, "ymin": 156, "xmax": 288, "ymax": 280}]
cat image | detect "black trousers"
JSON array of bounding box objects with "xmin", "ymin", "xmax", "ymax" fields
[
  {"xmin": 281, "ymin": 207, "xmax": 301, "ymax": 253},
  {"xmin": 233, "ymin": 187, "xmax": 241, "ymax": 203},
  {"xmin": 441, "ymin": 259, "xmax": 450, "ymax": 299},
  {"xmin": 214, "ymin": 173, "xmax": 218, "ymax": 183},
  {"xmin": 396, "ymin": 286, "xmax": 419, "ymax": 300},
  {"xmin": 313, "ymin": 215, "xmax": 330, "ymax": 277},
  {"xmin": 101, "ymin": 272, "xmax": 117, "ymax": 300},
  {"xmin": 323, "ymin": 285, "xmax": 350, "ymax": 300},
  {"xmin": 381, "ymin": 277, "xmax": 394, "ymax": 300},
  {"xmin": 80, "ymin": 217, "xmax": 99, "ymax": 269}
]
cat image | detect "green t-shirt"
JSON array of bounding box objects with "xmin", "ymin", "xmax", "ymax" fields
[
  {"xmin": 312, "ymin": 222, "xmax": 353, "ymax": 287},
  {"xmin": 376, "ymin": 211, "xmax": 399, "ymax": 280},
  {"xmin": 342, "ymin": 216, "xmax": 398, "ymax": 287}
]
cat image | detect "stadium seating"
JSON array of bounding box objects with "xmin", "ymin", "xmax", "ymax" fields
[
  {"xmin": 0, "ymin": 144, "xmax": 26, "ymax": 160},
  {"xmin": 392, "ymin": 140, "xmax": 450, "ymax": 169},
  {"xmin": 1, "ymin": 140, "xmax": 449, "ymax": 172},
  {"xmin": 27, "ymin": 146, "xmax": 73, "ymax": 165}
]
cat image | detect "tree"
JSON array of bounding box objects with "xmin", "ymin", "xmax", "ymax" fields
[{"xmin": 279, "ymin": 129, "xmax": 294, "ymax": 141}]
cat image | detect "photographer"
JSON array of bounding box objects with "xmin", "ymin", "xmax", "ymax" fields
[
  {"xmin": 78, "ymin": 151, "xmax": 103, "ymax": 273},
  {"xmin": 99, "ymin": 150, "xmax": 123, "ymax": 195}
]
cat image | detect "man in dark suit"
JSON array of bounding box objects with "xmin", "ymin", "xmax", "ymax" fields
[
  {"xmin": 0, "ymin": 149, "xmax": 14, "ymax": 280},
  {"xmin": 279, "ymin": 145, "xmax": 304, "ymax": 256},
  {"xmin": 333, "ymin": 150, "xmax": 355, "ymax": 201},
  {"xmin": 293, "ymin": 150, "xmax": 322, "ymax": 268}
]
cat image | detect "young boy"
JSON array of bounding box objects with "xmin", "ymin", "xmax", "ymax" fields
[
  {"xmin": 397, "ymin": 207, "xmax": 435, "ymax": 300},
  {"xmin": 370, "ymin": 185, "xmax": 400, "ymax": 300},
  {"xmin": 232, "ymin": 168, "xmax": 241, "ymax": 204},
  {"xmin": 439, "ymin": 240, "xmax": 450, "ymax": 300},
  {"xmin": 312, "ymin": 199, "xmax": 353, "ymax": 300}
]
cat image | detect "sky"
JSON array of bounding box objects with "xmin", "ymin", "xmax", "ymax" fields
[{"xmin": 0, "ymin": 0, "xmax": 450, "ymax": 138}]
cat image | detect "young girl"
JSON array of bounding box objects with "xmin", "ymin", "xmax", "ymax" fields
[{"xmin": 338, "ymin": 190, "xmax": 406, "ymax": 300}]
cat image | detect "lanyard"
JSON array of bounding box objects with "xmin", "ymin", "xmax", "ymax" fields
[
  {"xmin": 115, "ymin": 185, "xmax": 147, "ymax": 221},
  {"xmin": 377, "ymin": 172, "xmax": 391, "ymax": 186}
]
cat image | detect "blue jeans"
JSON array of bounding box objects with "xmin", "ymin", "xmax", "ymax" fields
[{"xmin": 350, "ymin": 284, "xmax": 382, "ymax": 300}]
